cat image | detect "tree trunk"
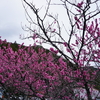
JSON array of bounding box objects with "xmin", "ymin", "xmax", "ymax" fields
[{"xmin": 84, "ymin": 82, "xmax": 92, "ymax": 100}]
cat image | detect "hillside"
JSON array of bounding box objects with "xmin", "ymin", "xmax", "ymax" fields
[{"xmin": 0, "ymin": 39, "xmax": 100, "ymax": 91}]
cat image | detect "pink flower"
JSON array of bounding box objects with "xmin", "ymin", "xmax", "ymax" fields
[
  {"xmin": 74, "ymin": 17, "xmax": 81, "ymax": 23},
  {"xmin": 76, "ymin": 40, "xmax": 79, "ymax": 45},
  {"xmin": 36, "ymin": 93, "xmax": 44, "ymax": 98},
  {"xmin": 0, "ymin": 75, "xmax": 3, "ymax": 79},
  {"xmin": 76, "ymin": 22, "xmax": 80, "ymax": 29},
  {"xmin": 63, "ymin": 42, "xmax": 67, "ymax": 47},
  {"xmin": 50, "ymin": 48, "xmax": 58, "ymax": 54},
  {"xmin": 76, "ymin": 9, "xmax": 81, "ymax": 12},
  {"xmin": 33, "ymin": 34, "xmax": 38, "ymax": 39},
  {"xmin": 77, "ymin": 1, "xmax": 83, "ymax": 8},
  {"xmin": 51, "ymin": 29, "xmax": 56, "ymax": 32},
  {"xmin": 66, "ymin": 48, "xmax": 70, "ymax": 52},
  {"xmin": 98, "ymin": 44, "xmax": 100, "ymax": 47}
]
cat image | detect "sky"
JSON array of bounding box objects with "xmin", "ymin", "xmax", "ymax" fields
[
  {"xmin": 0, "ymin": 0, "xmax": 62, "ymax": 46},
  {"xmin": 0, "ymin": 0, "xmax": 99, "ymax": 46},
  {"xmin": 0, "ymin": 0, "xmax": 73, "ymax": 46},
  {"xmin": 0, "ymin": 0, "xmax": 34, "ymax": 45}
]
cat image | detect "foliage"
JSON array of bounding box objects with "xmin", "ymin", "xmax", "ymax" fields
[
  {"xmin": 0, "ymin": 39, "xmax": 75, "ymax": 99},
  {"xmin": 0, "ymin": 38, "xmax": 99, "ymax": 100},
  {"xmin": 0, "ymin": 0, "xmax": 100, "ymax": 100},
  {"xmin": 21, "ymin": 0, "xmax": 100, "ymax": 100}
]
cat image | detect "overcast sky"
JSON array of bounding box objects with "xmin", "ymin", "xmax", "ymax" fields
[
  {"xmin": 0, "ymin": 0, "xmax": 98, "ymax": 46},
  {"xmin": 0, "ymin": 0, "xmax": 60, "ymax": 46},
  {"xmin": 0, "ymin": 0, "xmax": 34, "ymax": 45},
  {"xmin": 0, "ymin": 0, "xmax": 63, "ymax": 46}
]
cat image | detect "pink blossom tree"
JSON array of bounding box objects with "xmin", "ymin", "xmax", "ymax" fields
[
  {"xmin": 20, "ymin": 0, "xmax": 100, "ymax": 100},
  {"xmin": 0, "ymin": 0, "xmax": 100, "ymax": 100},
  {"xmin": 0, "ymin": 39, "xmax": 78, "ymax": 99}
]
